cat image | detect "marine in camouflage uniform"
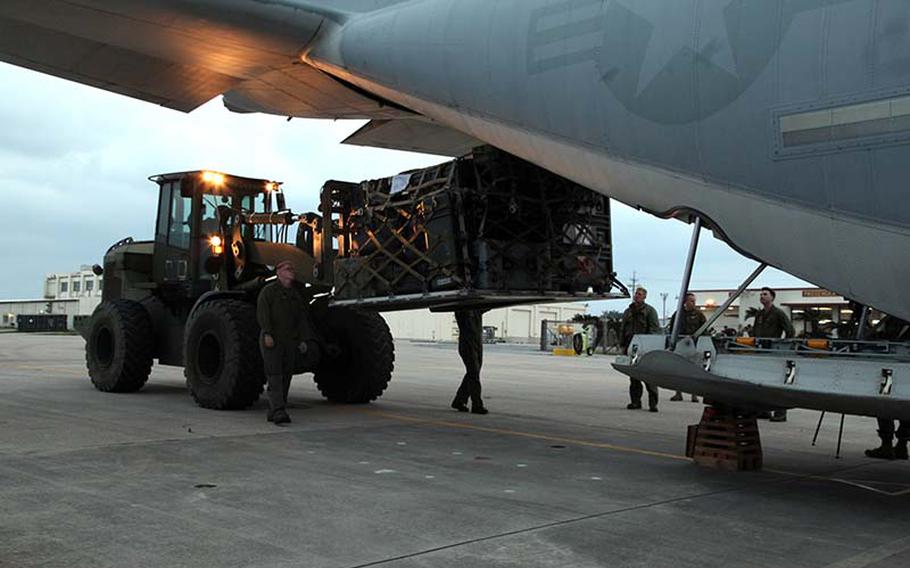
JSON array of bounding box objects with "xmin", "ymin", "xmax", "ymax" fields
[
  {"xmin": 752, "ymin": 287, "xmax": 794, "ymax": 421},
  {"xmin": 621, "ymin": 288, "xmax": 661, "ymax": 411},
  {"xmin": 257, "ymin": 261, "xmax": 320, "ymax": 424},
  {"xmin": 866, "ymin": 314, "xmax": 910, "ymax": 460},
  {"xmin": 752, "ymin": 308, "xmax": 795, "ymax": 340},
  {"xmin": 451, "ymin": 309, "xmax": 488, "ymax": 414},
  {"xmin": 668, "ymin": 292, "xmax": 706, "ymax": 402}
]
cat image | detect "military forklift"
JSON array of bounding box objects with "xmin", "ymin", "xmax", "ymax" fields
[
  {"xmin": 84, "ymin": 170, "xmax": 393, "ymax": 410},
  {"xmin": 84, "ymin": 147, "xmax": 626, "ymax": 411}
]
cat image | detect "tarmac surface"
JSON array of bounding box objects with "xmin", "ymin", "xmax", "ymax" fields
[{"xmin": 0, "ymin": 333, "xmax": 908, "ymax": 568}]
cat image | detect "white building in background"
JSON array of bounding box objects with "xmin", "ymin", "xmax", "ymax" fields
[
  {"xmin": 44, "ymin": 266, "xmax": 104, "ymax": 311},
  {"xmin": 381, "ymin": 302, "xmax": 588, "ymax": 343},
  {"xmin": 3, "ymin": 265, "xmax": 589, "ymax": 340},
  {"xmin": 45, "ymin": 266, "xmax": 105, "ymax": 299},
  {"xmin": 0, "ymin": 266, "xmax": 103, "ymax": 329},
  {"xmin": 689, "ymin": 287, "xmax": 850, "ymax": 336},
  {"xmin": 0, "ymin": 298, "xmax": 79, "ymax": 328}
]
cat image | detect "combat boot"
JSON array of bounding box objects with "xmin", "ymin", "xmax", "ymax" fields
[
  {"xmin": 470, "ymin": 395, "xmax": 488, "ymax": 415},
  {"xmin": 670, "ymin": 392, "xmax": 683, "ymax": 401},
  {"xmin": 271, "ymin": 408, "xmax": 291, "ymax": 425},
  {"xmin": 895, "ymin": 438, "xmax": 908, "ymax": 460},
  {"xmin": 865, "ymin": 431, "xmax": 895, "ymax": 460}
]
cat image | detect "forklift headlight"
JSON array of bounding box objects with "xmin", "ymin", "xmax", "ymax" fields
[
  {"xmin": 201, "ymin": 171, "xmax": 226, "ymax": 186},
  {"xmin": 209, "ymin": 235, "xmax": 224, "ymax": 255}
]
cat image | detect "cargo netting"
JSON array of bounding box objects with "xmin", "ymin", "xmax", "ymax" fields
[{"xmin": 327, "ymin": 147, "xmax": 626, "ymax": 310}]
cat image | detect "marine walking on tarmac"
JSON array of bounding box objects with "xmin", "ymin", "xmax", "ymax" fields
[
  {"xmin": 257, "ymin": 260, "xmax": 320, "ymax": 425},
  {"xmin": 451, "ymin": 309, "xmax": 489, "ymax": 415},
  {"xmin": 667, "ymin": 292, "xmax": 705, "ymax": 403},
  {"xmin": 751, "ymin": 287, "xmax": 795, "ymax": 422},
  {"xmin": 620, "ymin": 287, "xmax": 661, "ymax": 412}
]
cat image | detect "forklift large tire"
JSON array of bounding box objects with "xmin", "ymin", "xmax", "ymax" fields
[
  {"xmin": 85, "ymin": 299, "xmax": 154, "ymax": 393},
  {"xmin": 184, "ymin": 299, "xmax": 264, "ymax": 410},
  {"xmin": 573, "ymin": 333, "xmax": 584, "ymax": 355},
  {"xmin": 313, "ymin": 307, "xmax": 394, "ymax": 403}
]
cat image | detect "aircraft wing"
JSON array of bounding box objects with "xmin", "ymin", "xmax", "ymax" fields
[
  {"xmin": 342, "ymin": 119, "xmax": 484, "ymax": 156},
  {"xmin": 222, "ymin": 66, "xmax": 412, "ymax": 120},
  {"xmin": 0, "ymin": 12, "xmax": 233, "ymax": 112},
  {"xmin": 0, "ymin": 0, "xmax": 407, "ymax": 117}
]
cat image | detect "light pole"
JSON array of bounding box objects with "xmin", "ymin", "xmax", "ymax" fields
[{"xmin": 660, "ymin": 292, "xmax": 668, "ymax": 326}]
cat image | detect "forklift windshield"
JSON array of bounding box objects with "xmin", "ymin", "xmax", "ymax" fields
[{"xmin": 175, "ymin": 171, "xmax": 280, "ymax": 242}]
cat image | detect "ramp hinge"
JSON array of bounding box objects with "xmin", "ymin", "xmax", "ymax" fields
[
  {"xmin": 784, "ymin": 360, "xmax": 797, "ymax": 385},
  {"xmin": 880, "ymin": 369, "xmax": 894, "ymax": 396}
]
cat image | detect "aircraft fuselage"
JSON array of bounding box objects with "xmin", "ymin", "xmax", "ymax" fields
[{"xmin": 307, "ymin": 0, "xmax": 910, "ymax": 320}]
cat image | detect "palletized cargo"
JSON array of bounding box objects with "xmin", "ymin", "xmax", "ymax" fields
[{"xmin": 326, "ymin": 146, "xmax": 627, "ymax": 311}]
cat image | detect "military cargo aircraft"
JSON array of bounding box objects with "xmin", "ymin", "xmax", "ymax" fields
[{"xmin": 1, "ymin": 0, "xmax": 907, "ymax": 419}]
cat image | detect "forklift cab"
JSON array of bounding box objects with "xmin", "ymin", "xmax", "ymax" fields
[{"xmin": 150, "ymin": 170, "xmax": 284, "ymax": 300}]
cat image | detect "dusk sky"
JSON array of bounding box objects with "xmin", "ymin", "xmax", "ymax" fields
[{"xmin": 0, "ymin": 62, "xmax": 807, "ymax": 316}]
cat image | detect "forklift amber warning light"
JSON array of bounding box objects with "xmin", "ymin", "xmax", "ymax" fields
[
  {"xmin": 209, "ymin": 235, "xmax": 224, "ymax": 255},
  {"xmin": 202, "ymin": 171, "xmax": 225, "ymax": 186}
]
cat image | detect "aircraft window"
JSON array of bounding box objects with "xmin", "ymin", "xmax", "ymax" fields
[{"xmin": 167, "ymin": 190, "xmax": 192, "ymax": 250}]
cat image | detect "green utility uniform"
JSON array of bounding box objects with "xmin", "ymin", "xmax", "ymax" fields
[
  {"xmin": 868, "ymin": 316, "xmax": 910, "ymax": 459},
  {"xmin": 621, "ymin": 302, "xmax": 661, "ymax": 410},
  {"xmin": 752, "ymin": 305, "xmax": 794, "ymax": 420},
  {"xmin": 870, "ymin": 418, "xmax": 910, "ymax": 460},
  {"xmin": 752, "ymin": 306, "xmax": 795, "ymax": 339},
  {"xmin": 668, "ymin": 307, "xmax": 707, "ymax": 401},
  {"xmin": 257, "ymin": 281, "xmax": 320, "ymax": 415},
  {"xmin": 668, "ymin": 308, "xmax": 707, "ymax": 336},
  {"xmin": 452, "ymin": 310, "xmax": 488, "ymax": 414}
]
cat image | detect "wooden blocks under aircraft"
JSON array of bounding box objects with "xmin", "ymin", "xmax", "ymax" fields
[{"xmin": 687, "ymin": 407, "xmax": 763, "ymax": 472}]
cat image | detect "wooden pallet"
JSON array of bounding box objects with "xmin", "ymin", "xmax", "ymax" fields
[{"xmin": 688, "ymin": 408, "xmax": 763, "ymax": 471}]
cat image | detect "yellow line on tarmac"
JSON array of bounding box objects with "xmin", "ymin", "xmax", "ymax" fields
[{"xmin": 361, "ymin": 409, "xmax": 691, "ymax": 462}]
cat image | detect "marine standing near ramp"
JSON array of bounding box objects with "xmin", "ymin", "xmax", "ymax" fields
[
  {"xmin": 668, "ymin": 292, "xmax": 706, "ymax": 403},
  {"xmin": 451, "ymin": 309, "xmax": 489, "ymax": 415},
  {"xmin": 752, "ymin": 287, "xmax": 795, "ymax": 422},
  {"xmin": 621, "ymin": 288, "xmax": 661, "ymax": 412},
  {"xmin": 865, "ymin": 315, "xmax": 910, "ymax": 460},
  {"xmin": 257, "ymin": 260, "xmax": 320, "ymax": 425},
  {"xmin": 866, "ymin": 419, "xmax": 910, "ymax": 460}
]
